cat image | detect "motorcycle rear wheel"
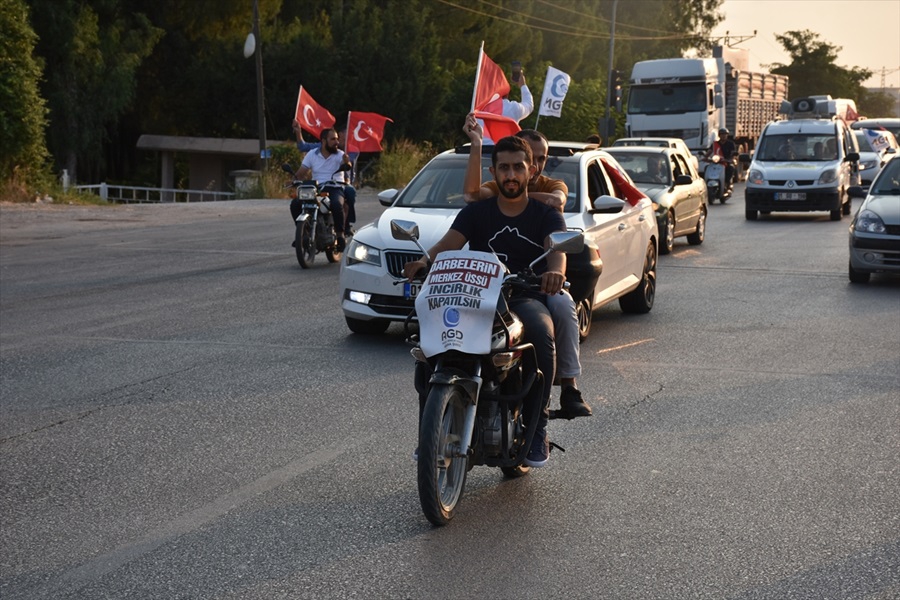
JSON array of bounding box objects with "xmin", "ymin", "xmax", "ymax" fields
[
  {"xmin": 418, "ymin": 384, "xmax": 469, "ymax": 526},
  {"xmin": 295, "ymin": 221, "xmax": 315, "ymax": 268}
]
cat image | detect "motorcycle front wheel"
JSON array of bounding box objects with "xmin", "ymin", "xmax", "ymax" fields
[
  {"xmin": 295, "ymin": 221, "xmax": 315, "ymax": 268},
  {"xmin": 418, "ymin": 384, "xmax": 469, "ymax": 526}
]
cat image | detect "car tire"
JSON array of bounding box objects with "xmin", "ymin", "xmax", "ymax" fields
[
  {"xmin": 686, "ymin": 208, "xmax": 706, "ymax": 246},
  {"xmin": 848, "ymin": 261, "xmax": 870, "ymax": 284},
  {"xmin": 745, "ymin": 209, "xmax": 758, "ymax": 221},
  {"xmin": 619, "ymin": 242, "xmax": 656, "ymax": 314},
  {"xmin": 345, "ymin": 316, "xmax": 390, "ymax": 334},
  {"xmin": 576, "ymin": 297, "xmax": 592, "ymax": 342},
  {"xmin": 660, "ymin": 211, "xmax": 675, "ymax": 255}
]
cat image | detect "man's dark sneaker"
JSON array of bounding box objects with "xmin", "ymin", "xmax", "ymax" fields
[
  {"xmin": 560, "ymin": 386, "xmax": 592, "ymax": 418},
  {"xmin": 523, "ymin": 427, "xmax": 549, "ymax": 467}
]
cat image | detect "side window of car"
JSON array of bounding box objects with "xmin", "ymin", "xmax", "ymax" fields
[
  {"xmin": 587, "ymin": 161, "xmax": 609, "ymax": 200},
  {"xmin": 671, "ymin": 155, "xmax": 685, "ymax": 179}
]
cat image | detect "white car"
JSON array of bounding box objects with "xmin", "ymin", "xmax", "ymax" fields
[
  {"xmin": 853, "ymin": 128, "xmax": 898, "ymax": 186},
  {"xmin": 847, "ymin": 155, "xmax": 900, "ymax": 283},
  {"xmin": 339, "ymin": 144, "xmax": 659, "ymax": 337},
  {"xmin": 611, "ymin": 136, "xmax": 700, "ymax": 171}
]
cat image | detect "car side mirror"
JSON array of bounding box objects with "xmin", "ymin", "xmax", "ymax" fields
[
  {"xmin": 378, "ymin": 188, "xmax": 399, "ymax": 206},
  {"xmin": 674, "ymin": 175, "xmax": 692, "ymax": 186},
  {"xmin": 589, "ymin": 195, "xmax": 627, "ymax": 214},
  {"xmin": 281, "ymin": 163, "xmax": 294, "ymax": 174},
  {"xmin": 847, "ymin": 186, "xmax": 867, "ymax": 199}
]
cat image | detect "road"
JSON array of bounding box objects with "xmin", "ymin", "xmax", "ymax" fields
[{"xmin": 1, "ymin": 185, "xmax": 898, "ymax": 599}]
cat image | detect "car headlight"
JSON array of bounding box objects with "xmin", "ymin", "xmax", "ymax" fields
[
  {"xmin": 859, "ymin": 159, "xmax": 878, "ymax": 171},
  {"xmin": 748, "ymin": 169, "xmax": 765, "ymax": 185},
  {"xmin": 855, "ymin": 209, "xmax": 886, "ymax": 233},
  {"xmin": 346, "ymin": 239, "xmax": 381, "ymax": 266},
  {"xmin": 817, "ymin": 168, "xmax": 838, "ymax": 185}
]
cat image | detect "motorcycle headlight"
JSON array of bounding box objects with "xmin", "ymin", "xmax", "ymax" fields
[
  {"xmin": 748, "ymin": 169, "xmax": 765, "ymax": 185},
  {"xmin": 346, "ymin": 239, "xmax": 381, "ymax": 266},
  {"xmin": 817, "ymin": 168, "xmax": 838, "ymax": 185},
  {"xmin": 296, "ymin": 186, "xmax": 317, "ymax": 200},
  {"xmin": 855, "ymin": 209, "xmax": 886, "ymax": 234}
]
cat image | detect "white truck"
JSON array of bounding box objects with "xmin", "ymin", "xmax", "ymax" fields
[{"xmin": 625, "ymin": 46, "xmax": 789, "ymax": 160}]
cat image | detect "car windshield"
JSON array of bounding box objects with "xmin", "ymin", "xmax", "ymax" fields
[
  {"xmin": 854, "ymin": 131, "xmax": 875, "ymax": 152},
  {"xmin": 871, "ymin": 159, "xmax": 900, "ymax": 195},
  {"xmin": 628, "ymin": 83, "xmax": 707, "ymax": 115},
  {"xmin": 605, "ymin": 152, "xmax": 671, "ymax": 186},
  {"xmin": 393, "ymin": 153, "xmax": 582, "ymax": 212},
  {"xmin": 755, "ymin": 133, "xmax": 837, "ymax": 161},
  {"xmin": 613, "ymin": 139, "xmax": 670, "ymax": 148}
]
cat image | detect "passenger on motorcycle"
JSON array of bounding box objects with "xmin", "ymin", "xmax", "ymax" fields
[
  {"xmin": 291, "ymin": 127, "xmax": 353, "ymax": 250},
  {"xmin": 403, "ymin": 116, "xmax": 567, "ymax": 467},
  {"xmin": 463, "ymin": 127, "xmax": 592, "ymax": 419},
  {"xmin": 708, "ymin": 128, "xmax": 736, "ymax": 185}
]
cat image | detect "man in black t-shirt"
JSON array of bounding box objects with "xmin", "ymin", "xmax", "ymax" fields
[{"xmin": 403, "ymin": 115, "xmax": 567, "ymax": 467}]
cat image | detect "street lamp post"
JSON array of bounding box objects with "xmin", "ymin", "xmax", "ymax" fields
[{"xmin": 603, "ymin": 0, "xmax": 619, "ymax": 142}]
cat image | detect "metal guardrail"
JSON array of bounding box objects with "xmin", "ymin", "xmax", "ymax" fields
[{"xmin": 74, "ymin": 183, "xmax": 236, "ymax": 204}]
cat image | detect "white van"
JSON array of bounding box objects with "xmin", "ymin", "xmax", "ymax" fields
[{"xmin": 742, "ymin": 98, "xmax": 860, "ymax": 221}]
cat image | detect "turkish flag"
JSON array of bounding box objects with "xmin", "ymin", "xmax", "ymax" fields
[
  {"xmin": 600, "ymin": 158, "xmax": 648, "ymax": 206},
  {"xmin": 473, "ymin": 46, "xmax": 509, "ymax": 114},
  {"xmin": 295, "ymin": 86, "xmax": 336, "ymax": 139},
  {"xmin": 474, "ymin": 111, "xmax": 520, "ymax": 143},
  {"xmin": 346, "ymin": 112, "xmax": 393, "ymax": 153}
]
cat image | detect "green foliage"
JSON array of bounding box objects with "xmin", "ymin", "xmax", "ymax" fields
[
  {"xmin": 374, "ymin": 138, "xmax": 434, "ymax": 189},
  {"xmin": 0, "ymin": 0, "xmax": 49, "ymax": 183},
  {"xmin": 770, "ymin": 30, "xmax": 872, "ymax": 102},
  {"xmin": 858, "ymin": 90, "xmax": 898, "ymax": 118}
]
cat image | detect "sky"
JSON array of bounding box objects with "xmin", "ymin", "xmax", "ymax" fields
[{"xmin": 711, "ymin": 0, "xmax": 900, "ymax": 89}]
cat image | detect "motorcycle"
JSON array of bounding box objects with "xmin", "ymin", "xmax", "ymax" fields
[
  {"xmin": 281, "ymin": 163, "xmax": 351, "ymax": 268},
  {"xmin": 390, "ymin": 219, "xmax": 584, "ymax": 526},
  {"xmin": 701, "ymin": 154, "xmax": 731, "ymax": 204}
]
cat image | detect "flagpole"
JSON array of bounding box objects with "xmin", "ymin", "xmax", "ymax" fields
[
  {"xmin": 534, "ymin": 114, "xmax": 540, "ymax": 130},
  {"xmin": 471, "ymin": 41, "xmax": 484, "ymax": 113}
]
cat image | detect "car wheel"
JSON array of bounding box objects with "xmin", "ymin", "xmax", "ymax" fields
[
  {"xmin": 345, "ymin": 316, "xmax": 390, "ymax": 334},
  {"xmin": 686, "ymin": 208, "xmax": 706, "ymax": 245},
  {"xmin": 848, "ymin": 261, "xmax": 870, "ymax": 284},
  {"xmin": 660, "ymin": 211, "xmax": 675, "ymax": 255},
  {"xmin": 745, "ymin": 209, "xmax": 758, "ymax": 221},
  {"xmin": 619, "ymin": 242, "xmax": 656, "ymax": 314},
  {"xmin": 576, "ymin": 297, "xmax": 592, "ymax": 342}
]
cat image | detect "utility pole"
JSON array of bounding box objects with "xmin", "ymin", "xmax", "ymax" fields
[
  {"xmin": 253, "ymin": 0, "xmax": 267, "ymax": 171},
  {"xmin": 602, "ymin": 0, "xmax": 619, "ymax": 142}
]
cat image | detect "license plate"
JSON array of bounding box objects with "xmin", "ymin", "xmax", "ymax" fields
[
  {"xmin": 775, "ymin": 192, "xmax": 806, "ymax": 201},
  {"xmin": 404, "ymin": 282, "xmax": 421, "ymax": 299}
]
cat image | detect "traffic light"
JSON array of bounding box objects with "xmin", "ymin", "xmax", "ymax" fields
[{"xmin": 609, "ymin": 69, "xmax": 623, "ymax": 108}]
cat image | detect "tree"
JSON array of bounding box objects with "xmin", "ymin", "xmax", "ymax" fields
[
  {"xmin": 29, "ymin": 0, "xmax": 163, "ymax": 182},
  {"xmin": 0, "ymin": 0, "xmax": 49, "ymax": 184},
  {"xmin": 769, "ymin": 30, "xmax": 871, "ymax": 102}
]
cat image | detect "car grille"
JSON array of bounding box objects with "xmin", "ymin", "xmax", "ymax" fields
[
  {"xmin": 385, "ymin": 251, "xmax": 423, "ymax": 278},
  {"xmin": 885, "ymin": 225, "xmax": 900, "ymax": 236},
  {"xmin": 768, "ymin": 180, "xmax": 816, "ymax": 186}
]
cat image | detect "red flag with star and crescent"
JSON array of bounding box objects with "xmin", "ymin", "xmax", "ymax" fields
[
  {"xmin": 295, "ymin": 86, "xmax": 336, "ymax": 139},
  {"xmin": 346, "ymin": 111, "xmax": 393, "ymax": 153},
  {"xmin": 472, "ymin": 44, "xmax": 510, "ymax": 114}
]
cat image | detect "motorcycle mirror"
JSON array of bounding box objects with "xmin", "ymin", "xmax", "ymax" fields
[
  {"xmin": 390, "ymin": 220, "xmax": 431, "ymax": 263},
  {"xmin": 281, "ymin": 163, "xmax": 294, "ymax": 174},
  {"xmin": 548, "ymin": 231, "xmax": 584, "ymax": 254},
  {"xmin": 339, "ymin": 163, "xmax": 353, "ymax": 172}
]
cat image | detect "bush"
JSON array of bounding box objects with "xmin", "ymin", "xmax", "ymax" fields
[{"xmin": 374, "ymin": 138, "xmax": 434, "ymax": 189}]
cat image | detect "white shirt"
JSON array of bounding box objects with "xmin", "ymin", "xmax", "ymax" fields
[
  {"xmin": 300, "ymin": 148, "xmax": 348, "ymax": 184},
  {"xmin": 502, "ymin": 84, "xmax": 534, "ymax": 123}
]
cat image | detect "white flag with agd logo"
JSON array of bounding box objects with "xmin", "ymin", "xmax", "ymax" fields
[{"xmin": 538, "ymin": 66, "xmax": 571, "ymax": 118}]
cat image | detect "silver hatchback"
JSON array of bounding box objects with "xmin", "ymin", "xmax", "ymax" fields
[{"xmin": 848, "ymin": 155, "xmax": 900, "ymax": 283}]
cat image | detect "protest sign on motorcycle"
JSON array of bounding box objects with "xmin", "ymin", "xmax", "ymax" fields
[{"xmin": 414, "ymin": 250, "xmax": 505, "ymax": 357}]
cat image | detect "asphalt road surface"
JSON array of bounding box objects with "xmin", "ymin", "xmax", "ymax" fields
[{"xmin": 1, "ymin": 185, "xmax": 898, "ymax": 599}]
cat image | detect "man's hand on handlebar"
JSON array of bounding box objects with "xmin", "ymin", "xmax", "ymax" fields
[
  {"xmin": 403, "ymin": 258, "xmax": 429, "ymax": 281},
  {"xmin": 541, "ymin": 270, "xmax": 566, "ymax": 295}
]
